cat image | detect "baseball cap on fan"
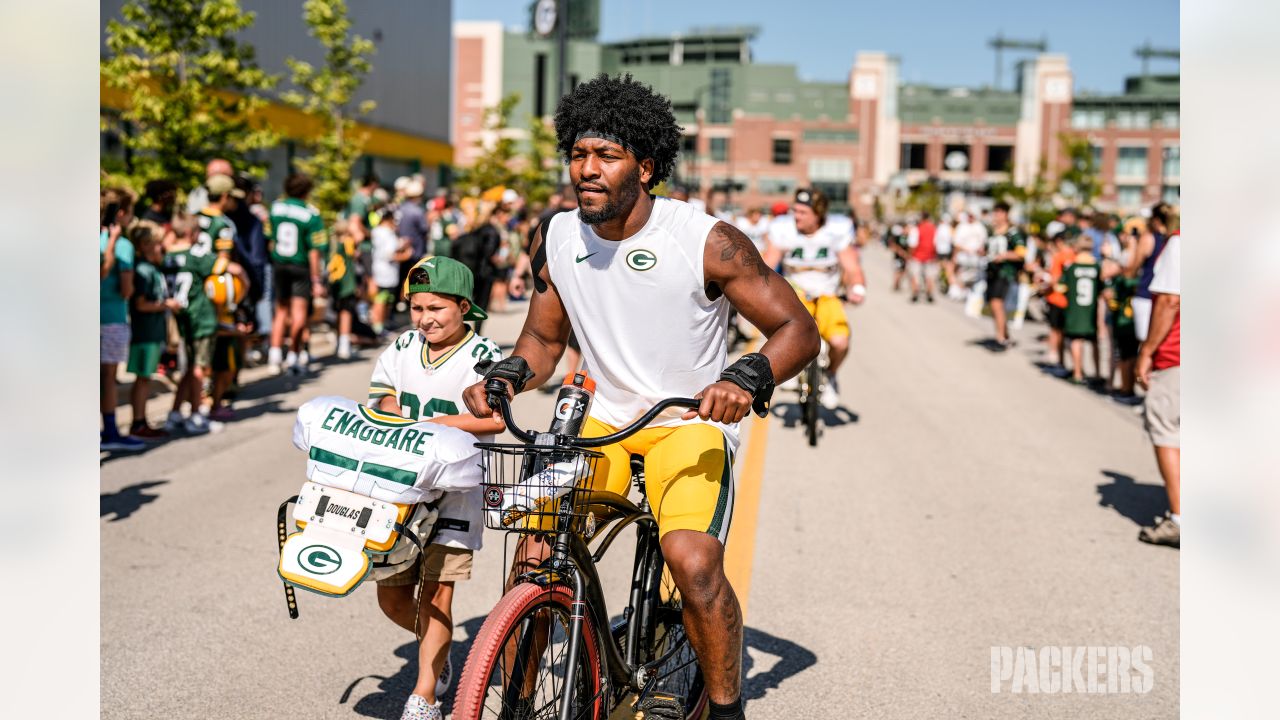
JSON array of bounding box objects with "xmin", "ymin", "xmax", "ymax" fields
[
  {"xmin": 401, "ymin": 255, "xmax": 488, "ymax": 320},
  {"xmin": 206, "ymin": 174, "xmax": 245, "ymax": 198}
]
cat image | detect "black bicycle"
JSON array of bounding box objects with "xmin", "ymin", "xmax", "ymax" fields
[{"xmin": 452, "ymin": 381, "xmax": 709, "ymax": 720}]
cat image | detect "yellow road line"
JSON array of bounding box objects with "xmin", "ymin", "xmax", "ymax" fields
[{"xmin": 723, "ymin": 389, "xmax": 771, "ymax": 618}]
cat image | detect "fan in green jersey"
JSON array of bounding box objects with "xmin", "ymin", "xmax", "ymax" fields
[
  {"xmin": 267, "ymin": 173, "xmax": 328, "ymax": 376},
  {"xmin": 162, "ymin": 213, "xmax": 249, "ymax": 434},
  {"xmin": 1055, "ymin": 236, "xmax": 1103, "ymax": 385}
]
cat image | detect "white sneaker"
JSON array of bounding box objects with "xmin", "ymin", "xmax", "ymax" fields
[
  {"xmin": 336, "ymin": 336, "xmax": 353, "ymax": 360},
  {"xmin": 820, "ymin": 375, "xmax": 840, "ymax": 410},
  {"xmin": 268, "ymin": 347, "xmax": 284, "ymax": 375},
  {"xmin": 399, "ymin": 694, "xmax": 441, "ymax": 720},
  {"xmin": 435, "ymin": 656, "xmax": 452, "ymax": 698},
  {"xmin": 296, "ymin": 351, "xmax": 311, "ymax": 374},
  {"xmin": 183, "ymin": 414, "xmax": 210, "ymax": 435}
]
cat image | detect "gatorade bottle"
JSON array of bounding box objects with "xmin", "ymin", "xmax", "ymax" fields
[{"xmin": 548, "ymin": 371, "xmax": 595, "ymax": 438}]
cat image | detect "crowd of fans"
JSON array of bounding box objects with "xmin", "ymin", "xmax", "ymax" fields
[
  {"xmin": 99, "ymin": 160, "xmax": 551, "ymax": 453},
  {"xmin": 102, "ymin": 170, "xmax": 1182, "ymax": 548},
  {"xmin": 881, "ymin": 200, "xmax": 1182, "ymax": 547}
]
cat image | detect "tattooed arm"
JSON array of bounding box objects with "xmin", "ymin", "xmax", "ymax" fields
[{"xmin": 705, "ymin": 221, "xmax": 819, "ymax": 384}]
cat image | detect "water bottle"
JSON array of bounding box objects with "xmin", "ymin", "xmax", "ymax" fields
[
  {"xmin": 497, "ymin": 372, "xmax": 596, "ymax": 526},
  {"xmin": 548, "ymin": 371, "xmax": 595, "ymax": 438}
]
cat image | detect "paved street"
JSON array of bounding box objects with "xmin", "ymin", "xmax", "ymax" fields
[{"xmin": 101, "ymin": 244, "xmax": 1177, "ymax": 719}]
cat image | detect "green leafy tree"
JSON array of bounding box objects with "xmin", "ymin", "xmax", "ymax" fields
[
  {"xmin": 902, "ymin": 179, "xmax": 943, "ymax": 218},
  {"xmin": 101, "ymin": 0, "xmax": 278, "ymax": 190},
  {"xmin": 458, "ymin": 94, "xmax": 522, "ymax": 194},
  {"xmin": 1057, "ymin": 134, "xmax": 1102, "ymax": 207},
  {"xmin": 280, "ymin": 0, "xmax": 376, "ymax": 223},
  {"xmin": 515, "ymin": 114, "xmax": 560, "ymax": 205},
  {"xmin": 992, "ymin": 158, "xmax": 1057, "ymax": 230}
]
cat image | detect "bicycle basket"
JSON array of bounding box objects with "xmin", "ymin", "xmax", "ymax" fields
[{"xmin": 477, "ymin": 442, "xmax": 604, "ymax": 534}]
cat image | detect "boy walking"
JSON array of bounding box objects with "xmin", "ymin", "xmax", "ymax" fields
[{"xmin": 367, "ymin": 256, "xmax": 503, "ymax": 720}]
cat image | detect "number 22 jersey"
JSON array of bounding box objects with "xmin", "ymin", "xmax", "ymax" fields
[{"xmin": 367, "ymin": 327, "xmax": 502, "ymax": 550}]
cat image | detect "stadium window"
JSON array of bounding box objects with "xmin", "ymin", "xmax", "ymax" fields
[
  {"xmin": 534, "ymin": 53, "xmax": 546, "ymax": 117},
  {"xmin": 710, "ymin": 137, "xmax": 729, "ymax": 163},
  {"xmin": 1116, "ymin": 146, "xmax": 1149, "ymax": 180},
  {"xmin": 772, "ymin": 138, "xmax": 792, "ymax": 165},
  {"xmin": 757, "ymin": 177, "xmax": 796, "ymax": 195},
  {"xmin": 1116, "ymin": 185, "xmax": 1144, "ymax": 210},
  {"xmin": 986, "ymin": 145, "xmax": 1013, "ymax": 173},
  {"xmin": 1162, "ymin": 146, "xmax": 1180, "ymax": 180},
  {"xmin": 900, "ymin": 143, "xmax": 927, "ymax": 170}
]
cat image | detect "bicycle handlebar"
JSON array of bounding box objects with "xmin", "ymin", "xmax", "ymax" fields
[{"xmin": 484, "ymin": 379, "xmax": 699, "ymax": 448}]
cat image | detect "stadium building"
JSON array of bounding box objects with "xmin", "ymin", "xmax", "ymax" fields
[{"xmin": 455, "ymin": 5, "xmax": 1178, "ymax": 218}]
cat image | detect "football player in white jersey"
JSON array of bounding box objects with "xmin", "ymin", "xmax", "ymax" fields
[
  {"xmin": 367, "ymin": 255, "xmax": 503, "ymax": 720},
  {"xmin": 735, "ymin": 206, "xmax": 771, "ymax": 254},
  {"xmin": 763, "ymin": 187, "xmax": 866, "ymax": 409},
  {"xmin": 463, "ymin": 74, "xmax": 819, "ymax": 720}
]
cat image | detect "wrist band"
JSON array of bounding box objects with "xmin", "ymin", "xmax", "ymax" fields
[{"xmin": 719, "ymin": 353, "xmax": 776, "ymax": 418}]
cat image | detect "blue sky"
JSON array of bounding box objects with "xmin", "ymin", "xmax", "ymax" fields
[{"xmin": 455, "ymin": 0, "xmax": 1180, "ymax": 93}]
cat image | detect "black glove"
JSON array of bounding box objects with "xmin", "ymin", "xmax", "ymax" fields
[
  {"xmin": 474, "ymin": 356, "xmax": 536, "ymax": 395},
  {"xmin": 719, "ymin": 352, "xmax": 775, "ymax": 418}
]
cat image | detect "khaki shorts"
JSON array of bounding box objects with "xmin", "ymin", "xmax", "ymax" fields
[
  {"xmin": 377, "ymin": 544, "xmax": 474, "ymax": 587},
  {"xmin": 1145, "ymin": 366, "xmax": 1180, "ymax": 448}
]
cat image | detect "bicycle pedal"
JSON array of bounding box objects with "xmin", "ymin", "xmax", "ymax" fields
[{"xmin": 632, "ymin": 692, "xmax": 685, "ymax": 720}]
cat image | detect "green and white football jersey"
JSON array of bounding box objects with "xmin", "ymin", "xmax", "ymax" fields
[
  {"xmin": 292, "ymin": 395, "xmax": 484, "ymax": 505},
  {"xmin": 367, "ymin": 328, "xmax": 501, "ymax": 549},
  {"xmin": 1062, "ymin": 261, "xmax": 1102, "ymax": 337},
  {"xmin": 768, "ymin": 216, "xmax": 854, "ymax": 299},
  {"xmin": 269, "ymin": 197, "xmax": 327, "ymax": 265}
]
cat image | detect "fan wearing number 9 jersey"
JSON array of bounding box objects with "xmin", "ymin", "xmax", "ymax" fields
[
  {"xmin": 268, "ymin": 187, "xmax": 327, "ymax": 305},
  {"xmin": 1059, "ymin": 251, "xmax": 1102, "ymax": 339},
  {"xmin": 366, "ymin": 327, "xmax": 502, "ymax": 550}
]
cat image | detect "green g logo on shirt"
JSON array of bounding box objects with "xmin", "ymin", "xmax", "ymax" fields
[
  {"xmin": 298, "ymin": 544, "xmax": 342, "ymax": 575},
  {"xmin": 626, "ymin": 249, "xmax": 657, "ymax": 272}
]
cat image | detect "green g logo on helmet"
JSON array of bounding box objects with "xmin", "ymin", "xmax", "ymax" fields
[
  {"xmin": 298, "ymin": 544, "xmax": 342, "ymax": 575},
  {"xmin": 626, "ymin": 249, "xmax": 657, "ymax": 272}
]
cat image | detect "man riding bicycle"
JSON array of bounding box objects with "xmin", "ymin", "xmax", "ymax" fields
[
  {"xmin": 462, "ymin": 74, "xmax": 819, "ymax": 720},
  {"xmin": 762, "ymin": 188, "xmax": 866, "ymax": 410}
]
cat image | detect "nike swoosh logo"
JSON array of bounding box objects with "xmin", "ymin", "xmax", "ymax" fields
[{"xmin": 575, "ymin": 252, "xmax": 599, "ymax": 263}]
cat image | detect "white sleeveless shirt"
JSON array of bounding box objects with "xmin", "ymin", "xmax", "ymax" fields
[{"xmin": 544, "ymin": 197, "xmax": 737, "ymax": 445}]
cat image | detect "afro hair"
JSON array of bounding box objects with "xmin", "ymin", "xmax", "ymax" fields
[{"xmin": 554, "ymin": 73, "xmax": 683, "ymax": 190}]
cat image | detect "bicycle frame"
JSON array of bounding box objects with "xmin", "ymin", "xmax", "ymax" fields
[
  {"xmin": 484, "ymin": 382, "xmax": 702, "ymax": 719},
  {"xmin": 511, "ymin": 488, "xmax": 683, "ymax": 717}
]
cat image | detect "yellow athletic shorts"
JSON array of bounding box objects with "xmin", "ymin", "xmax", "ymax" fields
[
  {"xmin": 800, "ymin": 294, "xmax": 850, "ymax": 342},
  {"xmin": 582, "ymin": 417, "xmax": 735, "ymax": 543}
]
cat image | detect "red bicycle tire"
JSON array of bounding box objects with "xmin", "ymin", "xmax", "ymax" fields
[{"xmin": 453, "ymin": 582, "xmax": 605, "ymax": 720}]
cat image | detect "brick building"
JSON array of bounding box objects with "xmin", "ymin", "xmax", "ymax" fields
[{"xmin": 454, "ymin": 9, "xmax": 1178, "ymax": 218}]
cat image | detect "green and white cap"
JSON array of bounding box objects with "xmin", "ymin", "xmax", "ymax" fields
[{"xmin": 401, "ymin": 255, "xmax": 488, "ymax": 320}]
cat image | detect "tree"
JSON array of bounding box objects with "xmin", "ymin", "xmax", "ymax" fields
[
  {"xmin": 902, "ymin": 179, "xmax": 943, "ymax": 218},
  {"xmin": 281, "ymin": 0, "xmax": 376, "ymax": 223},
  {"xmin": 1057, "ymin": 134, "xmax": 1102, "ymax": 207},
  {"xmin": 515, "ymin": 114, "xmax": 560, "ymax": 205},
  {"xmin": 102, "ymin": 0, "xmax": 278, "ymax": 191},
  {"xmin": 992, "ymin": 158, "xmax": 1057, "ymax": 229},
  {"xmin": 458, "ymin": 94, "xmax": 522, "ymax": 195},
  {"xmin": 457, "ymin": 93, "xmax": 561, "ymax": 205}
]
